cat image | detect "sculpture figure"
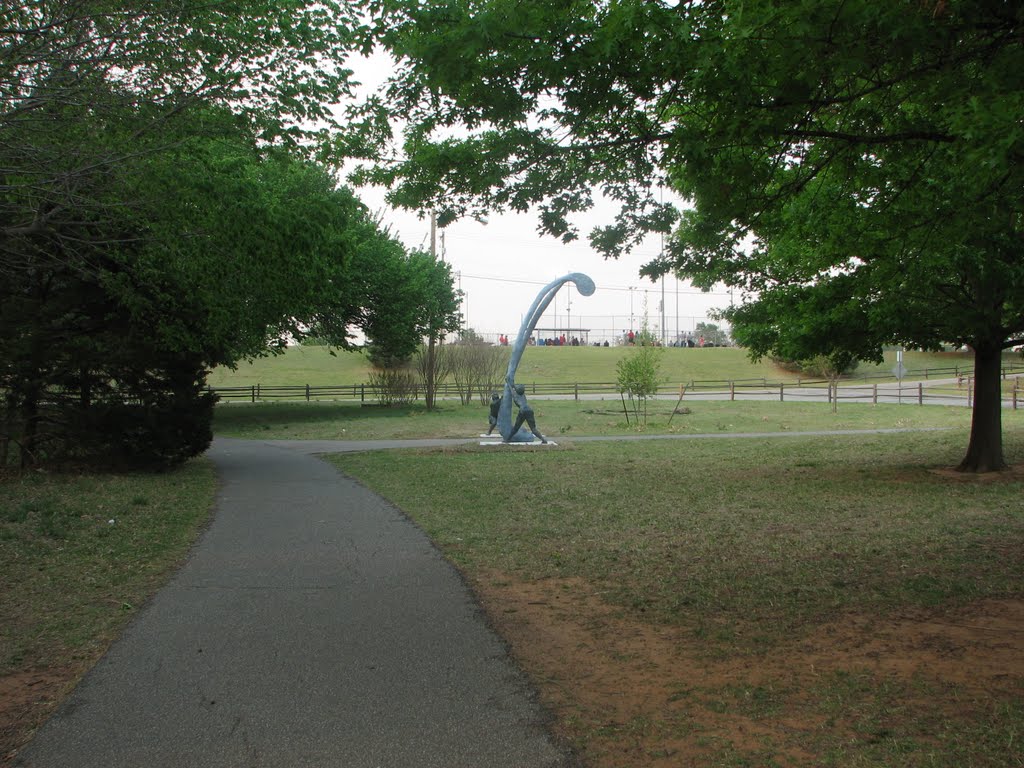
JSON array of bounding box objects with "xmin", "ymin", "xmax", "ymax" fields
[
  {"xmin": 497, "ymin": 272, "xmax": 595, "ymax": 442},
  {"xmin": 486, "ymin": 392, "xmax": 501, "ymax": 435},
  {"xmin": 509, "ymin": 382, "xmax": 546, "ymax": 443}
]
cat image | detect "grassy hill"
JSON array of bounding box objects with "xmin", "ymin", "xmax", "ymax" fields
[{"xmin": 207, "ymin": 344, "xmax": 998, "ymax": 388}]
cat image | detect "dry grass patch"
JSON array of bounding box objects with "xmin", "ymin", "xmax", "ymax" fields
[{"xmin": 330, "ymin": 427, "xmax": 1024, "ymax": 766}]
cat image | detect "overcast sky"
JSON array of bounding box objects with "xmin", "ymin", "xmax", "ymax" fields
[{"xmin": 342, "ymin": 52, "xmax": 732, "ymax": 343}]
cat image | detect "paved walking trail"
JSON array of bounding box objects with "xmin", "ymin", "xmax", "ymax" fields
[
  {"xmin": 16, "ymin": 439, "xmax": 572, "ymax": 768},
  {"xmin": 15, "ymin": 426, "xmax": 952, "ymax": 767}
]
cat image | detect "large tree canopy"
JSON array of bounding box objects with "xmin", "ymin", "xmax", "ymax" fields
[
  {"xmin": 356, "ymin": 0, "xmax": 1024, "ymax": 471},
  {"xmin": 2, "ymin": 0, "xmax": 358, "ymax": 274},
  {"xmin": 0, "ymin": 102, "xmax": 402, "ymax": 467},
  {"xmin": 0, "ymin": 1, "xmax": 462, "ymax": 467}
]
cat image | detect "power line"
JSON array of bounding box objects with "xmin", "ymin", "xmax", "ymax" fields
[{"xmin": 456, "ymin": 271, "xmax": 730, "ymax": 297}]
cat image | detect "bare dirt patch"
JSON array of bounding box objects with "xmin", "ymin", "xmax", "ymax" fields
[
  {"xmin": 0, "ymin": 666, "xmax": 83, "ymax": 767},
  {"xmin": 929, "ymin": 462, "xmax": 1024, "ymax": 483},
  {"xmin": 474, "ymin": 573, "xmax": 1024, "ymax": 767}
]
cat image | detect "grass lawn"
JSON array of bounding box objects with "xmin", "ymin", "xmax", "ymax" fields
[
  {"xmin": 6, "ymin": 393, "xmax": 1023, "ymax": 767},
  {"xmin": 213, "ymin": 398, "xmax": 980, "ymax": 441},
  {"xmin": 327, "ymin": 424, "xmax": 1024, "ymax": 767},
  {"xmin": 0, "ymin": 460, "xmax": 215, "ymax": 762},
  {"xmin": 207, "ymin": 344, "xmax": 801, "ymax": 388},
  {"xmin": 207, "ymin": 344, "xmax": 1014, "ymax": 389}
]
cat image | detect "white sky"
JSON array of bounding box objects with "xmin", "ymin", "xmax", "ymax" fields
[{"xmin": 341, "ymin": 52, "xmax": 732, "ymax": 343}]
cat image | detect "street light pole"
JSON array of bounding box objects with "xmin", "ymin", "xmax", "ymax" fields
[
  {"xmin": 566, "ymin": 285, "xmax": 572, "ymax": 341},
  {"xmin": 660, "ymin": 274, "xmax": 666, "ymax": 345}
]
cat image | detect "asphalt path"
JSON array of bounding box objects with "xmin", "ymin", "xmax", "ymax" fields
[
  {"xmin": 16, "ymin": 439, "xmax": 572, "ymax": 768},
  {"xmin": 11, "ymin": 420, "xmax": 965, "ymax": 767}
]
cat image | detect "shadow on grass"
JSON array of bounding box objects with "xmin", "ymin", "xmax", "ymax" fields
[{"xmin": 213, "ymin": 401, "xmax": 462, "ymax": 429}]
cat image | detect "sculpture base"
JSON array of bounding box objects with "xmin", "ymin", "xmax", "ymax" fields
[{"xmin": 479, "ymin": 438, "xmax": 556, "ymax": 447}]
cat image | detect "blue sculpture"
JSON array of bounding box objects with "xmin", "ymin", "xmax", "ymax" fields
[{"xmin": 497, "ymin": 273, "xmax": 596, "ymax": 442}]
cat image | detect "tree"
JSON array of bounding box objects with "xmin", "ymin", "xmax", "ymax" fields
[
  {"xmin": 3, "ymin": 0, "xmax": 357, "ymax": 277},
  {"xmin": 357, "ymin": 0, "xmax": 1024, "ymax": 472},
  {"xmin": 360, "ymin": 249, "xmax": 460, "ymax": 363},
  {"xmin": 694, "ymin": 323, "xmax": 729, "ymax": 348},
  {"xmin": 1, "ymin": 3, "xmax": 477, "ymax": 464},
  {"xmin": 449, "ymin": 333, "xmax": 509, "ymax": 405},
  {"xmin": 616, "ymin": 345, "xmax": 662, "ymax": 426},
  {"xmin": 359, "ymin": 247, "xmax": 461, "ymax": 408},
  {"xmin": 0, "ymin": 107, "xmax": 392, "ymax": 467},
  {"xmin": 1, "ymin": 1, "xmax": 370, "ymax": 466},
  {"xmin": 410, "ymin": 251, "xmax": 463, "ymax": 409}
]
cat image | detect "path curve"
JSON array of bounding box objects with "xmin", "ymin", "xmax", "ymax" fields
[{"xmin": 15, "ymin": 439, "xmax": 572, "ymax": 768}]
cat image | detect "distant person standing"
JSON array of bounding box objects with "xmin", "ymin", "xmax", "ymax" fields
[{"xmin": 627, "ymin": 329, "xmax": 635, "ymax": 345}]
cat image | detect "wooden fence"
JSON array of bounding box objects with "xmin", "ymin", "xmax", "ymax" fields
[{"xmin": 208, "ymin": 364, "xmax": 1024, "ymax": 408}]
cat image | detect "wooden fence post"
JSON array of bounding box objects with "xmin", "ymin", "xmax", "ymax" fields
[
  {"xmin": 574, "ymin": 382, "xmax": 579, "ymax": 402},
  {"xmin": 780, "ymin": 383, "xmax": 784, "ymax": 402},
  {"xmin": 305, "ymin": 384, "xmax": 310, "ymax": 402},
  {"xmin": 730, "ymin": 381, "xmax": 735, "ymax": 401},
  {"xmin": 918, "ymin": 382, "xmax": 923, "ymax": 405},
  {"xmin": 360, "ymin": 384, "xmax": 365, "ymax": 403},
  {"xmin": 873, "ymin": 384, "xmax": 877, "ymax": 405},
  {"xmin": 251, "ymin": 385, "xmax": 256, "ymax": 403}
]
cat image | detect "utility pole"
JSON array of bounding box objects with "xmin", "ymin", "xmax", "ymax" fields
[
  {"xmin": 429, "ymin": 210, "xmax": 436, "ymax": 260},
  {"xmin": 659, "ymin": 186, "xmax": 667, "ymax": 342},
  {"xmin": 660, "ymin": 224, "xmax": 666, "ymax": 344},
  {"xmin": 661, "ymin": 275, "xmax": 666, "ymax": 345},
  {"xmin": 457, "ymin": 270, "xmax": 465, "ymax": 331},
  {"xmin": 566, "ymin": 285, "xmax": 572, "ymax": 340},
  {"xmin": 675, "ymin": 276, "xmax": 680, "ymax": 345},
  {"xmin": 425, "ymin": 212, "xmax": 438, "ymax": 409}
]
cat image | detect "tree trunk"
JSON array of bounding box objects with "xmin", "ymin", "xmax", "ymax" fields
[
  {"xmin": 424, "ymin": 335, "xmax": 436, "ymax": 410},
  {"xmin": 20, "ymin": 388, "xmax": 40, "ymax": 470},
  {"xmin": 957, "ymin": 344, "xmax": 1006, "ymax": 472},
  {"xmin": 0, "ymin": 394, "xmax": 12, "ymax": 467}
]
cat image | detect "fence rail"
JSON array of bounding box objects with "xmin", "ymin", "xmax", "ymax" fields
[{"xmin": 208, "ymin": 366, "xmax": 1024, "ymax": 408}]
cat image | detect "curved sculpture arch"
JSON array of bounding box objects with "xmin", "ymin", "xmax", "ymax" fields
[{"xmin": 498, "ymin": 273, "xmax": 596, "ymax": 442}]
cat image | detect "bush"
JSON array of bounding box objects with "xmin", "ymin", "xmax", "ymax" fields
[
  {"xmin": 617, "ymin": 345, "xmax": 663, "ymax": 425},
  {"xmin": 369, "ymin": 365, "xmax": 420, "ymax": 406},
  {"xmin": 94, "ymin": 394, "xmax": 216, "ymax": 469},
  {"xmin": 2, "ymin": 358, "xmax": 217, "ymax": 471},
  {"xmin": 772, "ymin": 354, "xmax": 859, "ymax": 378}
]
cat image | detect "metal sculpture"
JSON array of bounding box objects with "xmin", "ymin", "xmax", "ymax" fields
[{"xmin": 497, "ymin": 273, "xmax": 596, "ymax": 442}]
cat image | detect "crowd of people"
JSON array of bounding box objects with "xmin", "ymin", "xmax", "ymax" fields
[
  {"xmin": 537, "ymin": 334, "xmax": 584, "ymax": 346},
  {"xmin": 623, "ymin": 330, "xmax": 711, "ymax": 347},
  {"xmin": 492, "ymin": 331, "xmax": 722, "ymax": 347}
]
